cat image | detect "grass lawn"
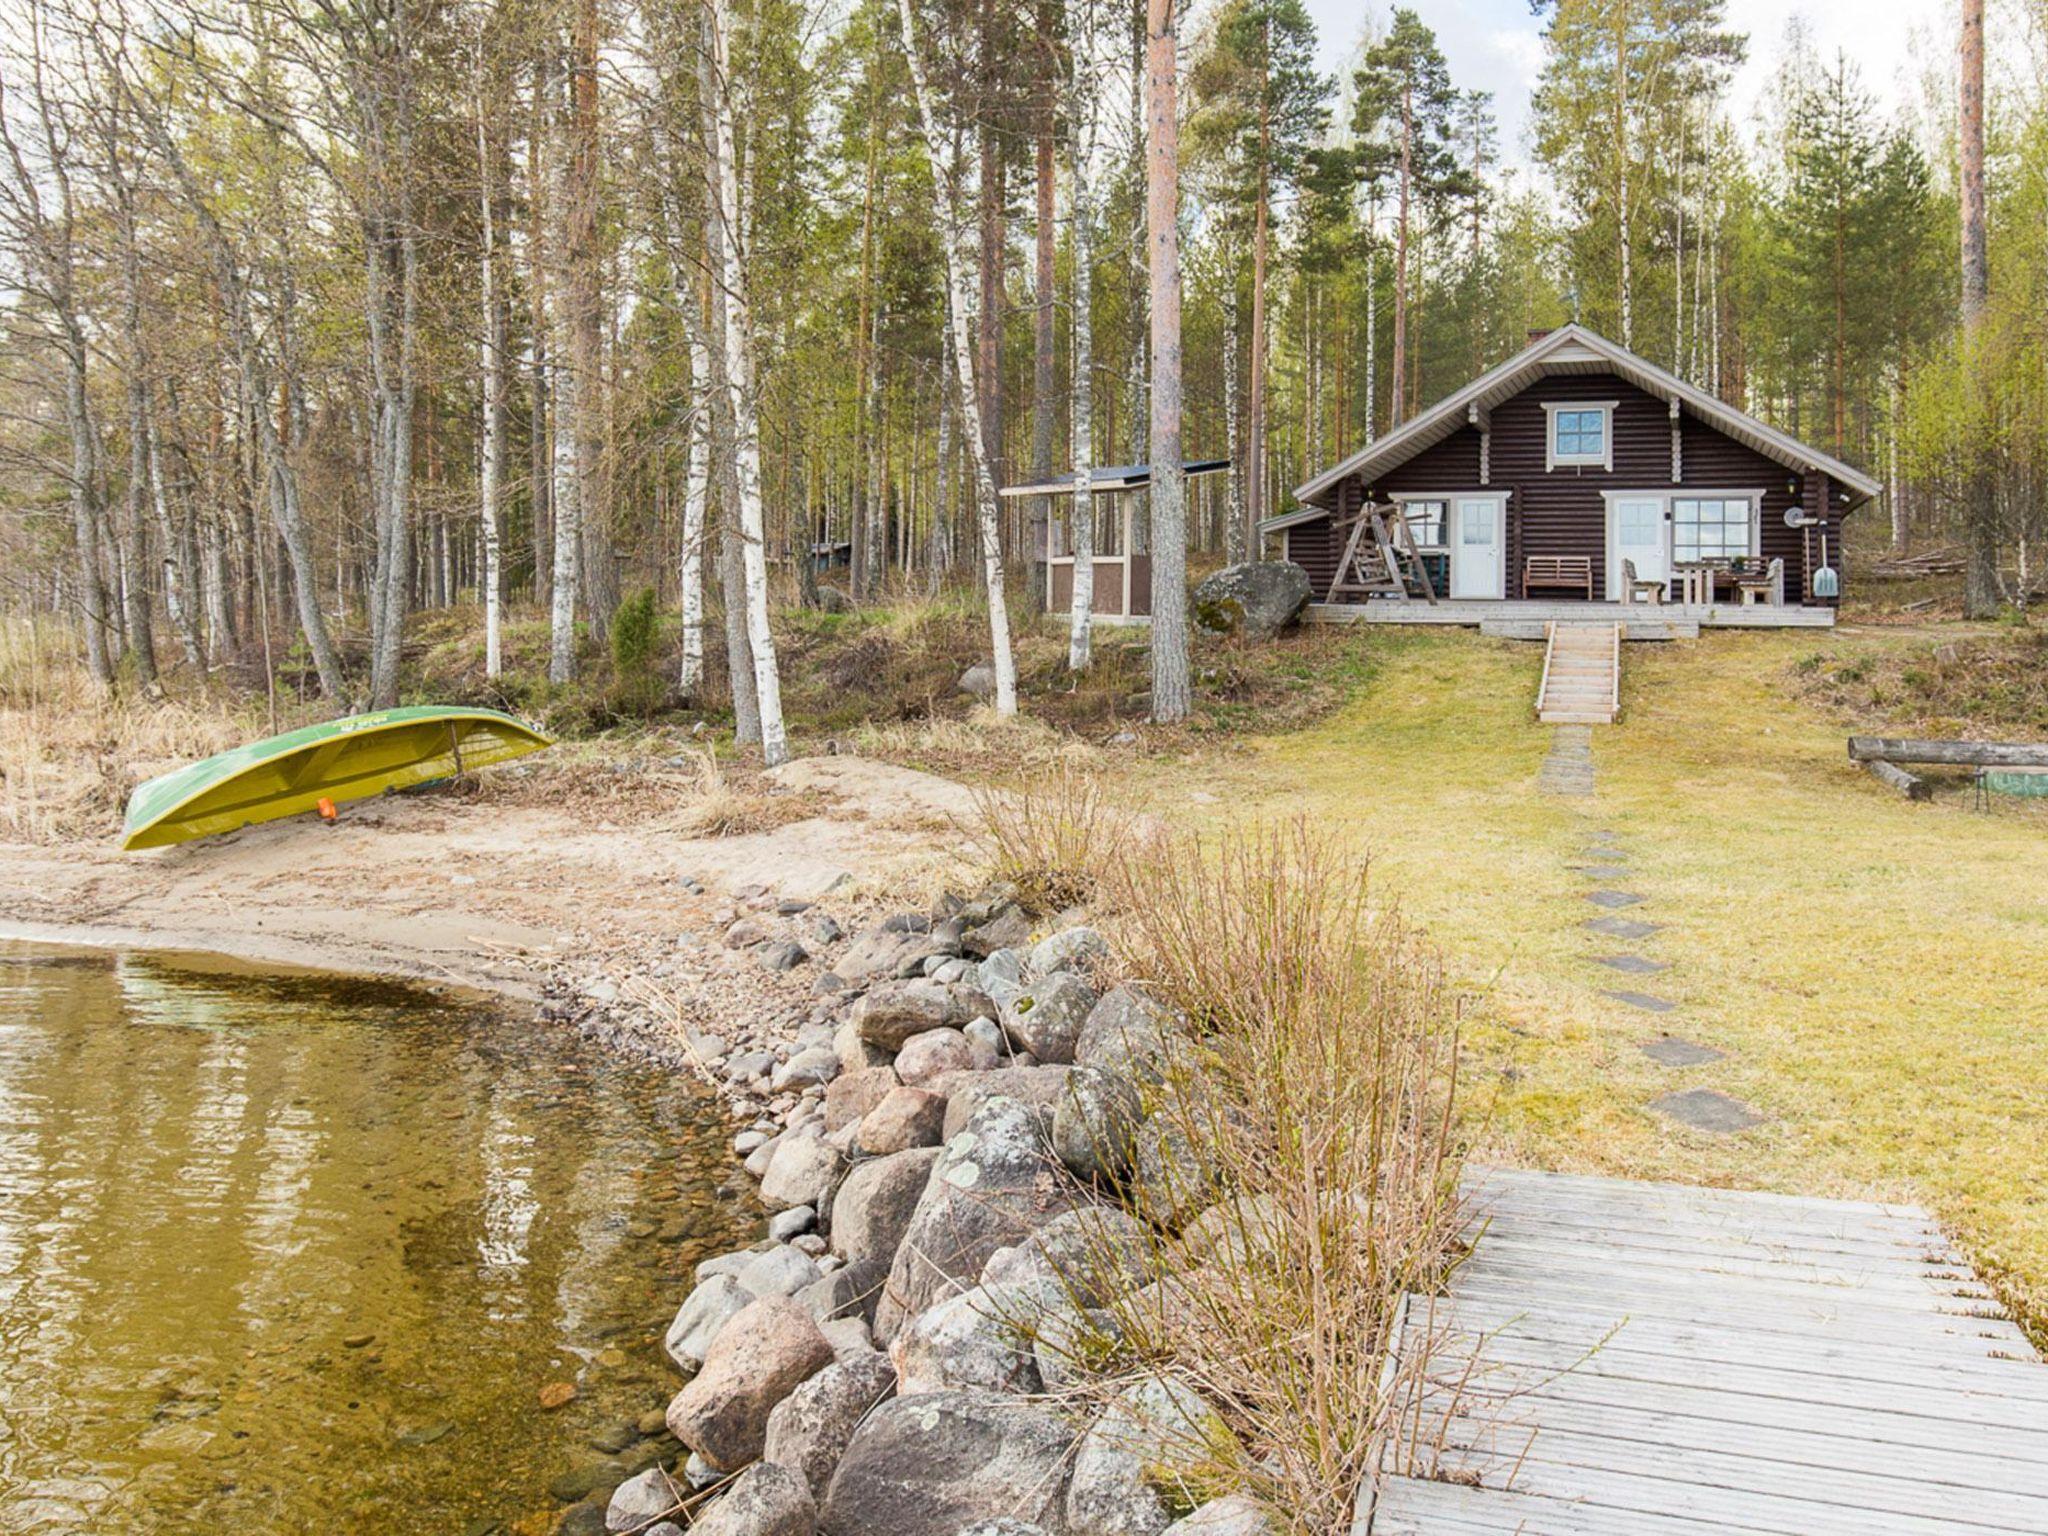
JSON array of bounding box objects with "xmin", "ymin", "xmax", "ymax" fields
[{"xmin": 1127, "ymin": 623, "xmax": 2048, "ymax": 1342}]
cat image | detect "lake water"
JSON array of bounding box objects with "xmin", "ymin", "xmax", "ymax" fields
[{"xmin": 0, "ymin": 943, "xmax": 752, "ymax": 1534}]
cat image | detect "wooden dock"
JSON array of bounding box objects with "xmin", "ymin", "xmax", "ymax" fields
[{"xmin": 1360, "ymin": 1169, "xmax": 2048, "ymax": 1535}]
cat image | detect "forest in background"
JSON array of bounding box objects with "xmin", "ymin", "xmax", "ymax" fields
[{"xmin": 2, "ymin": 0, "xmax": 2044, "ymax": 730}]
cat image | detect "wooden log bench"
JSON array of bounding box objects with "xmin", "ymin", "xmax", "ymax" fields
[{"xmin": 1523, "ymin": 555, "xmax": 1594, "ymax": 600}]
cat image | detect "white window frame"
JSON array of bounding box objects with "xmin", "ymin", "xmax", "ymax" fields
[
  {"xmin": 1544, "ymin": 400, "xmax": 1617, "ymax": 471},
  {"xmin": 1389, "ymin": 492, "xmax": 1452, "ymax": 553},
  {"xmin": 1670, "ymin": 491, "xmax": 1765, "ymax": 565}
]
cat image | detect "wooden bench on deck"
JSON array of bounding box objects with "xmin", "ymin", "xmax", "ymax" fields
[{"xmin": 1523, "ymin": 555, "xmax": 1594, "ymax": 600}]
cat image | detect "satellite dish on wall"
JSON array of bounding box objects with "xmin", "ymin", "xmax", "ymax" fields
[{"xmin": 1783, "ymin": 508, "xmax": 1821, "ymax": 529}]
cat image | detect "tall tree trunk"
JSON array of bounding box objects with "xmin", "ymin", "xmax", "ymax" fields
[
  {"xmin": 1248, "ymin": 40, "xmax": 1269, "ymax": 526},
  {"xmin": 931, "ymin": 363, "xmax": 955, "ymax": 593},
  {"xmin": 476, "ymin": 44, "xmax": 505, "ymax": 678},
  {"xmin": 679, "ymin": 303, "xmax": 711, "ymax": 693},
  {"xmin": 1144, "ymin": 0, "xmax": 1188, "ymax": 723},
  {"xmin": 547, "ymin": 45, "xmax": 582, "ymax": 683},
  {"xmin": 1222, "ymin": 272, "xmax": 1244, "ymax": 562},
  {"xmin": 528, "ymin": 54, "xmax": 554, "ymax": 604},
  {"xmin": 1614, "ymin": 12, "xmax": 1632, "ymax": 348},
  {"xmin": 1959, "ymin": 0, "xmax": 1996, "ymax": 618},
  {"xmin": 898, "ymin": 0, "xmax": 1017, "ymax": 716},
  {"xmin": 1031, "ymin": 0, "xmax": 1057, "ymax": 611},
  {"xmin": 1067, "ymin": 4, "xmax": 1099, "ymax": 671},
  {"xmin": 707, "ymin": 0, "xmax": 789, "ymax": 764},
  {"xmin": 851, "ymin": 69, "xmax": 883, "ymax": 602},
  {"xmin": 569, "ymin": 0, "xmax": 613, "ymax": 651},
  {"xmin": 1391, "ymin": 83, "xmax": 1412, "ymax": 427}
]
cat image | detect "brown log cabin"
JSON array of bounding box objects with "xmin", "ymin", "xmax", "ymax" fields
[{"xmin": 1266, "ymin": 325, "xmax": 1881, "ymax": 629}]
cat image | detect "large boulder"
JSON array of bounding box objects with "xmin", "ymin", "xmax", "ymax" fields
[
  {"xmin": 1130, "ymin": 1116, "xmax": 1213, "ymax": 1234},
  {"xmin": 981, "ymin": 1206, "xmax": 1156, "ymax": 1308},
  {"xmin": 825, "ymin": 1066, "xmax": 900, "ymax": 1132},
  {"xmin": 762, "ymin": 1134, "xmax": 848, "ymax": 1213},
  {"xmin": 874, "ymin": 1096, "xmax": 1081, "ymax": 1343},
  {"xmin": 888, "ymin": 1280, "xmax": 1058, "ymax": 1396},
  {"xmin": 837, "ymin": 926, "xmax": 959, "ymax": 986},
  {"xmin": 895, "ymin": 1027, "xmax": 976, "ymax": 1087},
  {"xmin": 606, "ymin": 1467, "xmax": 684, "ymax": 1532},
  {"xmin": 1075, "ymin": 985, "xmax": 1189, "ymax": 1088},
  {"xmin": 1190, "ymin": 561, "xmax": 1312, "ymax": 640},
  {"xmin": 818, "ymin": 1390, "xmax": 1077, "ymax": 1536},
  {"xmin": 856, "ymin": 1085, "xmax": 947, "ymax": 1155},
  {"xmin": 737, "ymin": 1243, "xmax": 824, "ymax": 1300},
  {"xmin": 854, "ymin": 979, "xmax": 996, "ymax": 1051},
  {"xmin": 932, "ymin": 1066, "xmax": 1072, "ymax": 1141},
  {"xmin": 666, "ymin": 1296, "xmax": 836, "ymax": 1471},
  {"xmin": 1065, "ymin": 1375, "xmax": 1235, "ymax": 1536},
  {"xmin": 1051, "ymin": 1065, "xmax": 1144, "ymax": 1183},
  {"xmin": 828, "ymin": 1147, "xmax": 942, "ymax": 1270},
  {"xmin": 763, "ymin": 1352, "xmax": 899, "ymax": 1502},
  {"xmin": 1028, "ymin": 926, "xmax": 1110, "ymax": 980},
  {"xmin": 997, "ymin": 973, "xmax": 1097, "ymax": 1065},
  {"xmin": 666, "ymin": 1273, "xmax": 752, "ymax": 1370},
  {"xmin": 688, "ymin": 1463, "xmax": 817, "ymax": 1536},
  {"xmin": 796, "ymin": 1255, "xmax": 890, "ymax": 1328}
]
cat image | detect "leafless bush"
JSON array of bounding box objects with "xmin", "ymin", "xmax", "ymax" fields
[
  {"xmin": 1082, "ymin": 819, "xmax": 1467, "ymax": 1532},
  {"xmin": 966, "ymin": 757, "xmax": 1133, "ymax": 914}
]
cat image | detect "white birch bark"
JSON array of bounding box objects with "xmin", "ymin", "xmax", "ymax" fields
[
  {"xmin": 708, "ymin": 0, "xmax": 788, "ymax": 764},
  {"xmin": 1144, "ymin": 0, "xmax": 1189, "ymax": 722},
  {"xmin": 897, "ymin": 0, "xmax": 1017, "ymax": 716},
  {"xmin": 476, "ymin": 49, "xmax": 504, "ymax": 678},
  {"xmin": 679, "ymin": 323, "xmax": 710, "ymax": 691},
  {"xmin": 546, "ymin": 56, "xmax": 581, "ymax": 683},
  {"xmin": 1066, "ymin": 0, "xmax": 1101, "ymax": 671}
]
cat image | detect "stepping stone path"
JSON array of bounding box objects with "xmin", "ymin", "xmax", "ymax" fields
[
  {"xmin": 1649, "ymin": 1087, "xmax": 1763, "ymax": 1132},
  {"xmin": 1603, "ymin": 988, "xmax": 1678, "ymax": 1013},
  {"xmin": 1641, "ymin": 1037, "xmax": 1725, "ymax": 1067},
  {"xmin": 1550, "ymin": 822, "xmax": 1762, "ymax": 1133},
  {"xmin": 1585, "ymin": 889, "xmax": 1645, "ymax": 909},
  {"xmin": 1538, "ymin": 726, "xmax": 1596, "ymax": 797}
]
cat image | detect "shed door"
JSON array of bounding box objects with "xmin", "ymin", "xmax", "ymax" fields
[{"xmin": 1451, "ymin": 497, "xmax": 1504, "ymax": 599}]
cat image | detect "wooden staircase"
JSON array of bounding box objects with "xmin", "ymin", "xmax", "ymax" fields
[{"xmin": 1537, "ymin": 621, "xmax": 1620, "ymax": 724}]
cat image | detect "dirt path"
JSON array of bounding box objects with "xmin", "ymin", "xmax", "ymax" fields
[{"xmin": 0, "ymin": 755, "xmax": 977, "ymax": 999}]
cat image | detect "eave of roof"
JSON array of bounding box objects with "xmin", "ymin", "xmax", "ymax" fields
[{"xmin": 1291, "ymin": 324, "xmax": 1882, "ymax": 510}]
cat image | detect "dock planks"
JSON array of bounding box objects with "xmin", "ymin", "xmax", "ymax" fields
[{"xmin": 1359, "ymin": 1168, "xmax": 2048, "ymax": 1534}]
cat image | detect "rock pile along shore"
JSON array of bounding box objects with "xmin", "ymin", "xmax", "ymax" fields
[{"xmin": 593, "ymin": 883, "xmax": 1282, "ymax": 1536}]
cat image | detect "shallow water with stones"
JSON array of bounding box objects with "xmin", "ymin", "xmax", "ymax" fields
[{"xmin": 0, "ymin": 942, "xmax": 752, "ymax": 1534}]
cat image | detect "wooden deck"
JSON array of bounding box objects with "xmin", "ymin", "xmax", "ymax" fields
[
  {"xmin": 1306, "ymin": 599, "xmax": 1835, "ymax": 631},
  {"xmin": 1359, "ymin": 1168, "xmax": 2048, "ymax": 1535}
]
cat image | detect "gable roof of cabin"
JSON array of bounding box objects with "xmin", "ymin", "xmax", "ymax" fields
[{"xmin": 1291, "ymin": 323, "xmax": 1883, "ymax": 511}]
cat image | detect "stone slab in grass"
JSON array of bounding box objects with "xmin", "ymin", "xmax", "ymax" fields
[
  {"xmin": 1583, "ymin": 916, "xmax": 1663, "ymax": 940},
  {"xmin": 1605, "ymin": 989, "xmax": 1678, "ymax": 1013},
  {"xmin": 1642, "ymin": 1037, "xmax": 1725, "ymax": 1068},
  {"xmin": 1586, "ymin": 890, "xmax": 1646, "ymax": 909},
  {"xmin": 1575, "ymin": 865, "xmax": 1630, "ymax": 880},
  {"xmin": 1595, "ymin": 954, "xmax": 1668, "ymax": 975},
  {"xmin": 1650, "ymin": 1088, "xmax": 1762, "ymax": 1133}
]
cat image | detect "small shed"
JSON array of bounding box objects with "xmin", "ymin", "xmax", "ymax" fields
[{"xmin": 1000, "ymin": 460, "xmax": 1229, "ymax": 619}]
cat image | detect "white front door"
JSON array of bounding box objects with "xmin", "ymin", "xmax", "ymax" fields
[
  {"xmin": 1451, "ymin": 497, "xmax": 1504, "ymax": 599},
  {"xmin": 1611, "ymin": 497, "xmax": 1669, "ymax": 599}
]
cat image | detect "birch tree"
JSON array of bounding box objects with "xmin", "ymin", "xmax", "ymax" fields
[
  {"xmin": 897, "ymin": 0, "xmax": 1017, "ymax": 717},
  {"xmin": 707, "ymin": 0, "xmax": 788, "ymax": 763},
  {"xmin": 475, "ymin": 26, "xmax": 505, "ymax": 678},
  {"xmin": 1067, "ymin": 0, "xmax": 1103, "ymax": 671}
]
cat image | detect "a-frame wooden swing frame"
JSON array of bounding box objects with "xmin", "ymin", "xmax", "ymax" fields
[{"xmin": 1326, "ymin": 502, "xmax": 1439, "ymax": 604}]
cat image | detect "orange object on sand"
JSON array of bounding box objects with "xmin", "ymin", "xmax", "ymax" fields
[{"xmin": 317, "ymin": 797, "xmax": 337, "ymax": 823}]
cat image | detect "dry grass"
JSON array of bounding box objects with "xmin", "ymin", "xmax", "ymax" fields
[
  {"xmin": 967, "ymin": 757, "xmax": 1134, "ymax": 913},
  {"xmin": 656, "ymin": 746, "xmax": 837, "ymax": 838},
  {"xmin": 1083, "ymin": 820, "xmax": 1466, "ymax": 1533},
  {"xmin": 1790, "ymin": 622, "xmax": 2048, "ymax": 739},
  {"xmin": 0, "ymin": 618, "xmax": 262, "ymax": 843}
]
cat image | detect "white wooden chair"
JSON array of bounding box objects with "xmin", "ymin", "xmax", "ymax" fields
[
  {"xmin": 1623, "ymin": 558, "xmax": 1666, "ymax": 605},
  {"xmin": 1737, "ymin": 557, "xmax": 1786, "ymax": 607}
]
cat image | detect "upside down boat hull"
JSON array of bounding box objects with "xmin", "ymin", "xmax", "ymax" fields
[{"xmin": 121, "ymin": 706, "xmax": 553, "ymax": 850}]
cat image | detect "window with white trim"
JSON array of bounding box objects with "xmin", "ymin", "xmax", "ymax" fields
[
  {"xmin": 1398, "ymin": 500, "xmax": 1450, "ymax": 593},
  {"xmin": 1547, "ymin": 404, "xmax": 1612, "ymax": 468},
  {"xmin": 1671, "ymin": 496, "xmax": 1755, "ymax": 561}
]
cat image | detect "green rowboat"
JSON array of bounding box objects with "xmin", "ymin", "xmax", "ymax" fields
[{"xmin": 121, "ymin": 705, "xmax": 553, "ymax": 851}]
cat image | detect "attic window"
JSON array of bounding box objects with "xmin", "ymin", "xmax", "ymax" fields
[{"xmin": 1544, "ymin": 402, "xmax": 1615, "ymax": 471}]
